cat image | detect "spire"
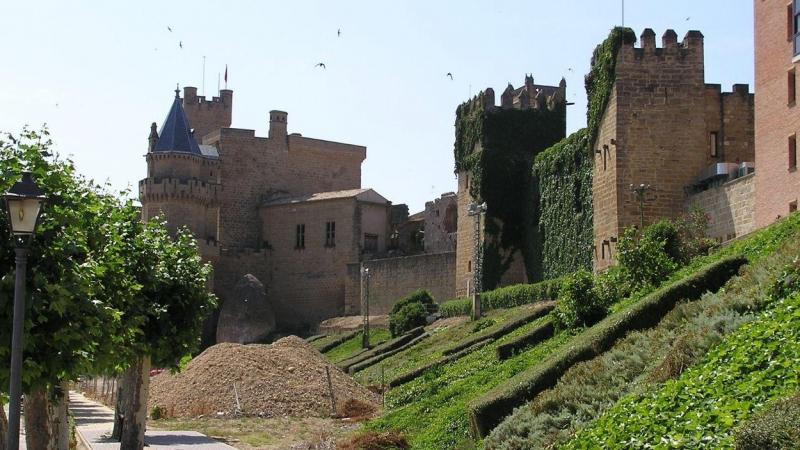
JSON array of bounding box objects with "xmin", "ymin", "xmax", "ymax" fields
[{"xmin": 153, "ymin": 88, "xmax": 202, "ymax": 155}]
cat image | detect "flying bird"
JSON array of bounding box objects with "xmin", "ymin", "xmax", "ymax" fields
[
  {"xmin": 179, "ymin": 41, "xmax": 183, "ymax": 49},
  {"xmin": 337, "ymin": 28, "xmax": 341, "ymax": 37},
  {"xmin": 167, "ymin": 26, "xmax": 172, "ymax": 32},
  {"xmin": 685, "ymin": 16, "xmax": 691, "ymax": 21},
  {"xmin": 568, "ymin": 68, "xmax": 573, "ymax": 72},
  {"xmin": 315, "ymin": 62, "xmax": 327, "ymax": 69},
  {"xmin": 446, "ymin": 72, "xmax": 453, "ymax": 80}
]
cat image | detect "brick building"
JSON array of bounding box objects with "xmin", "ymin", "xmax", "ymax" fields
[
  {"xmin": 592, "ymin": 29, "xmax": 755, "ymax": 271},
  {"xmin": 140, "ymin": 87, "xmax": 395, "ymax": 336},
  {"xmin": 754, "ymin": 1, "xmax": 800, "ymax": 227}
]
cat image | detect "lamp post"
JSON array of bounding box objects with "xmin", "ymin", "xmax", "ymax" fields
[
  {"xmin": 4, "ymin": 172, "xmax": 46, "ymax": 450},
  {"xmin": 467, "ymin": 202, "xmax": 487, "ymax": 320},
  {"xmin": 361, "ymin": 267, "xmax": 371, "ymax": 349}
]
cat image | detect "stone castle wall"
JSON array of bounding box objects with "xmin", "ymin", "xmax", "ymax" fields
[
  {"xmin": 685, "ymin": 174, "xmax": 756, "ymax": 242},
  {"xmin": 344, "ymin": 252, "xmax": 457, "ymax": 316},
  {"xmin": 592, "ymin": 29, "xmax": 754, "ymax": 271}
]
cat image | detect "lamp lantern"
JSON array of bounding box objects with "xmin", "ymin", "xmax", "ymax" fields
[{"xmin": 5, "ymin": 172, "xmax": 46, "ymax": 237}]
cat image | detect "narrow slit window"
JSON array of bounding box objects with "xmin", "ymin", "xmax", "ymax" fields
[
  {"xmin": 790, "ymin": 134, "xmax": 797, "ymax": 170},
  {"xmin": 789, "ymin": 69, "xmax": 797, "ymax": 106},
  {"xmin": 710, "ymin": 132, "xmax": 719, "ymax": 157},
  {"xmin": 325, "ymin": 221, "xmax": 336, "ymax": 247},
  {"xmin": 295, "ymin": 224, "xmax": 305, "ymax": 249}
]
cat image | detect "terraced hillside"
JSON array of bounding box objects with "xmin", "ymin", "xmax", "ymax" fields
[{"xmin": 325, "ymin": 213, "xmax": 800, "ymax": 449}]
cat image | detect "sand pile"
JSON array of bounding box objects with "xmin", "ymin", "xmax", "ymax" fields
[{"xmin": 149, "ymin": 336, "xmax": 380, "ymax": 418}]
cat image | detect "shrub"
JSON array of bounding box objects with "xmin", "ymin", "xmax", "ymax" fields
[
  {"xmin": 439, "ymin": 298, "xmax": 472, "ymax": 318},
  {"xmin": 389, "ymin": 290, "xmax": 437, "ymax": 337},
  {"xmin": 643, "ymin": 219, "xmax": 683, "ymax": 263},
  {"xmin": 553, "ymin": 270, "xmax": 605, "ymax": 330},
  {"xmin": 676, "ymin": 205, "xmax": 714, "ymax": 259},
  {"xmin": 149, "ymin": 405, "xmax": 167, "ymax": 420},
  {"xmin": 338, "ymin": 430, "xmax": 410, "ymax": 450},
  {"xmin": 767, "ymin": 257, "xmax": 800, "ymax": 302},
  {"xmin": 594, "ymin": 265, "xmax": 631, "ymax": 308},
  {"xmin": 617, "ymin": 226, "xmax": 677, "ymax": 291},
  {"xmin": 472, "ymin": 319, "xmax": 496, "ymax": 333},
  {"xmin": 468, "ymin": 255, "xmax": 746, "ymax": 438},
  {"xmin": 735, "ymin": 394, "xmax": 800, "ymax": 450},
  {"xmin": 481, "ymin": 279, "xmax": 561, "ymax": 310}
]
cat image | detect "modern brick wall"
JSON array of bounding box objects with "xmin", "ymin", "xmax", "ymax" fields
[
  {"xmin": 754, "ymin": 1, "xmax": 800, "ymax": 227},
  {"xmin": 685, "ymin": 174, "xmax": 756, "ymax": 242},
  {"xmin": 344, "ymin": 252, "xmax": 457, "ymax": 315}
]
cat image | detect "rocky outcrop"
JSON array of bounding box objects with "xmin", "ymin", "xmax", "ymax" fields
[{"xmin": 216, "ymin": 274, "xmax": 276, "ymax": 344}]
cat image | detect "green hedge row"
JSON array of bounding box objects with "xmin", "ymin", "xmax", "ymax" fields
[
  {"xmin": 495, "ymin": 320, "xmax": 555, "ymax": 360},
  {"xmin": 481, "ymin": 279, "xmax": 561, "ymax": 311},
  {"xmin": 439, "ymin": 298, "xmax": 472, "ymax": 318},
  {"xmin": 348, "ymin": 332, "xmax": 430, "ymax": 374},
  {"xmin": 337, "ymin": 326, "xmax": 425, "ymax": 371},
  {"xmin": 388, "ymin": 337, "xmax": 496, "ymax": 388},
  {"xmin": 305, "ymin": 334, "xmax": 327, "ymax": 343},
  {"xmin": 318, "ymin": 329, "xmax": 361, "ymax": 353},
  {"xmin": 441, "ymin": 303, "xmax": 554, "ymax": 357},
  {"xmin": 467, "ymin": 255, "xmax": 747, "ymax": 437}
]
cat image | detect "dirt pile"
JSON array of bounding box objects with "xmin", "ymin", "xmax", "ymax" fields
[{"xmin": 149, "ymin": 336, "xmax": 380, "ymax": 418}]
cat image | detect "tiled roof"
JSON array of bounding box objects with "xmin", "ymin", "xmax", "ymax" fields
[
  {"xmin": 262, "ymin": 188, "xmax": 389, "ymax": 206},
  {"xmin": 153, "ymin": 90, "xmax": 202, "ymax": 155}
]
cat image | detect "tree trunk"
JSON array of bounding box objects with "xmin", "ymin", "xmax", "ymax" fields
[
  {"xmin": 111, "ymin": 377, "xmax": 127, "ymax": 441},
  {"xmin": 0, "ymin": 399, "xmax": 8, "ymax": 450},
  {"xmin": 50, "ymin": 383, "xmax": 69, "ymax": 450},
  {"xmin": 25, "ymin": 386, "xmax": 56, "ymax": 450},
  {"xmin": 120, "ymin": 355, "xmax": 150, "ymax": 450}
]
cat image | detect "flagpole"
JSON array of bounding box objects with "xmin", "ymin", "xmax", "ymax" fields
[
  {"xmin": 217, "ymin": 73, "xmax": 220, "ymax": 96},
  {"xmin": 202, "ymin": 56, "xmax": 206, "ymax": 96},
  {"xmin": 225, "ymin": 64, "xmax": 228, "ymax": 90}
]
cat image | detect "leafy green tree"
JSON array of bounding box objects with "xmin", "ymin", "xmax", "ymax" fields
[
  {"xmin": 0, "ymin": 128, "xmax": 134, "ymax": 448},
  {"xmin": 113, "ymin": 218, "xmax": 216, "ymax": 450}
]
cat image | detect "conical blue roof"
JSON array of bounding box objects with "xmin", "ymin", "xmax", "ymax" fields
[{"xmin": 153, "ymin": 89, "xmax": 202, "ymax": 155}]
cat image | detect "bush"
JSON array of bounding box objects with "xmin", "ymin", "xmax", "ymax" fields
[
  {"xmin": 389, "ymin": 290, "xmax": 437, "ymax": 337},
  {"xmin": 149, "ymin": 405, "xmax": 167, "ymax": 420},
  {"xmin": 617, "ymin": 226, "xmax": 677, "ymax": 291},
  {"xmin": 735, "ymin": 394, "xmax": 800, "ymax": 450},
  {"xmin": 472, "ymin": 319, "xmax": 496, "ymax": 333},
  {"xmin": 643, "ymin": 219, "xmax": 683, "ymax": 264},
  {"xmin": 481, "ymin": 279, "xmax": 561, "ymax": 311},
  {"xmin": 468, "ymin": 255, "xmax": 746, "ymax": 438},
  {"xmin": 767, "ymin": 257, "xmax": 800, "ymax": 302},
  {"xmin": 594, "ymin": 265, "xmax": 631, "ymax": 309},
  {"xmin": 553, "ymin": 270, "xmax": 606, "ymax": 330},
  {"xmin": 439, "ymin": 298, "xmax": 472, "ymax": 318}
]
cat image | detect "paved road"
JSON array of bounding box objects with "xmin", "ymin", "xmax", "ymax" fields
[{"xmin": 70, "ymin": 392, "xmax": 236, "ymax": 450}]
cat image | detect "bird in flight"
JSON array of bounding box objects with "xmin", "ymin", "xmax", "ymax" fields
[
  {"xmin": 337, "ymin": 29, "xmax": 341, "ymax": 37},
  {"xmin": 568, "ymin": 67, "xmax": 573, "ymax": 72},
  {"xmin": 167, "ymin": 26, "xmax": 172, "ymax": 32},
  {"xmin": 446, "ymin": 72, "xmax": 453, "ymax": 80},
  {"xmin": 315, "ymin": 62, "xmax": 327, "ymax": 69},
  {"xmin": 179, "ymin": 41, "xmax": 183, "ymax": 49},
  {"xmin": 685, "ymin": 16, "xmax": 690, "ymax": 21}
]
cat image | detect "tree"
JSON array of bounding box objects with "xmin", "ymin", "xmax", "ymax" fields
[
  {"xmin": 112, "ymin": 218, "xmax": 216, "ymax": 450},
  {"xmin": 0, "ymin": 128, "xmax": 134, "ymax": 449}
]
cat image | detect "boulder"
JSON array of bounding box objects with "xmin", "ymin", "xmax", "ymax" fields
[{"xmin": 216, "ymin": 274, "xmax": 276, "ymax": 344}]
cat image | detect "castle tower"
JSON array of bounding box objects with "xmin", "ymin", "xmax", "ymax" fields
[
  {"xmin": 592, "ymin": 29, "xmax": 754, "ymax": 271},
  {"xmin": 139, "ymin": 88, "xmax": 221, "ymax": 260},
  {"xmin": 182, "ymin": 86, "xmax": 233, "ymax": 143}
]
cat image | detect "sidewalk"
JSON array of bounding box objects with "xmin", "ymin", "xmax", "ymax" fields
[{"xmin": 70, "ymin": 392, "xmax": 236, "ymax": 450}]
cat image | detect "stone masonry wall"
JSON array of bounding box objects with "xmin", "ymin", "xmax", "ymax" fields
[
  {"xmin": 423, "ymin": 192, "xmax": 457, "ymax": 253},
  {"xmin": 455, "ymin": 171, "xmax": 475, "ymax": 297},
  {"xmin": 685, "ymin": 173, "xmax": 755, "ymax": 242},
  {"xmin": 182, "ymin": 86, "xmax": 233, "ymax": 140},
  {"xmin": 344, "ymin": 252, "xmax": 456, "ymax": 316},
  {"xmin": 755, "ymin": 2, "xmax": 800, "ymax": 228}
]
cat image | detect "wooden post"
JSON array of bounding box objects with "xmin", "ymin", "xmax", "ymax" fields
[{"xmin": 325, "ymin": 366, "xmax": 336, "ymax": 416}]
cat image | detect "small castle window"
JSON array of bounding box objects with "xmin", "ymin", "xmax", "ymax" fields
[
  {"xmin": 468, "ymin": 260, "xmax": 472, "ymax": 272},
  {"xmin": 710, "ymin": 132, "xmax": 719, "ymax": 157},
  {"xmin": 789, "ymin": 69, "xmax": 796, "ymax": 106},
  {"xmin": 794, "ymin": 0, "xmax": 800, "ymax": 55},
  {"xmin": 325, "ymin": 221, "xmax": 336, "ymax": 247},
  {"xmin": 364, "ymin": 233, "xmax": 378, "ymax": 253},
  {"xmin": 295, "ymin": 224, "xmax": 305, "ymax": 249},
  {"xmin": 789, "ymin": 134, "xmax": 797, "ymax": 170}
]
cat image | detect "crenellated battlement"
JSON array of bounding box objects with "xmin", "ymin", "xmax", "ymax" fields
[
  {"xmin": 705, "ymin": 83, "xmax": 753, "ymax": 97},
  {"xmin": 138, "ymin": 177, "xmax": 220, "ymax": 205},
  {"xmin": 183, "ymin": 86, "xmax": 232, "ymax": 108},
  {"xmin": 182, "ymin": 86, "xmax": 233, "ymax": 139},
  {"xmin": 462, "ymin": 75, "xmax": 567, "ymax": 113},
  {"xmin": 618, "ymin": 28, "xmax": 705, "ymax": 63}
]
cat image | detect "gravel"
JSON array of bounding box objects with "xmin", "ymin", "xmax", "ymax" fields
[{"xmin": 149, "ymin": 336, "xmax": 380, "ymax": 418}]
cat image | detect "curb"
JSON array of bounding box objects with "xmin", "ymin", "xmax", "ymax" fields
[{"xmin": 75, "ymin": 427, "xmax": 93, "ymax": 450}]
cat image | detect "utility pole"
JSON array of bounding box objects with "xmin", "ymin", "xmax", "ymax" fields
[
  {"xmin": 630, "ymin": 183, "xmax": 652, "ymax": 231},
  {"xmin": 468, "ymin": 202, "xmax": 487, "ymax": 320},
  {"xmin": 361, "ymin": 266, "xmax": 371, "ymax": 348}
]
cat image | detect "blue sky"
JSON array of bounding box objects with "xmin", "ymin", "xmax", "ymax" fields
[{"xmin": 0, "ymin": 1, "xmax": 753, "ymax": 212}]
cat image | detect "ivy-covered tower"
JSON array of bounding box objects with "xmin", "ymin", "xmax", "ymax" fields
[{"xmin": 453, "ymin": 75, "xmax": 567, "ymax": 296}]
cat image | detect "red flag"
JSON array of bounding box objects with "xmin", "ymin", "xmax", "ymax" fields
[{"xmin": 224, "ymin": 65, "xmax": 228, "ymax": 84}]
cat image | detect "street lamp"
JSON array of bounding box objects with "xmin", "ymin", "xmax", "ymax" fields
[
  {"xmin": 630, "ymin": 183, "xmax": 652, "ymax": 231},
  {"xmin": 4, "ymin": 172, "xmax": 46, "ymax": 450},
  {"xmin": 361, "ymin": 267, "xmax": 371, "ymax": 349},
  {"xmin": 467, "ymin": 202, "xmax": 487, "ymax": 320}
]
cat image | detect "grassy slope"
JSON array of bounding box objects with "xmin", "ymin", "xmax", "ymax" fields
[
  {"xmin": 486, "ymin": 232, "xmax": 800, "ymax": 449},
  {"xmin": 355, "ymin": 305, "xmax": 543, "ymax": 386},
  {"xmin": 562, "ymin": 292, "xmax": 800, "ymax": 449},
  {"xmin": 364, "ymin": 215, "xmax": 800, "ymax": 449},
  {"xmin": 324, "ymin": 329, "xmax": 391, "ymax": 364},
  {"xmin": 367, "ymin": 315, "xmax": 570, "ymax": 448}
]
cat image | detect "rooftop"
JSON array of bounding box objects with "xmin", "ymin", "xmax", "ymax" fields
[{"xmin": 262, "ymin": 188, "xmax": 388, "ymax": 206}]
